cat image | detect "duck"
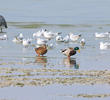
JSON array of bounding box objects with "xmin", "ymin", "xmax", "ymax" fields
[
  {"xmin": 100, "ymin": 42, "xmax": 110, "ymax": 50},
  {"xmin": 61, "ymin": 47, "xmax": 80, "ymax": 59},
  {"xmin": 0, "ymin": 34, "xmax": 7, "ymax": 40},
  {"xmin": 80, "ymin": 38, "xmax": 85, "ymax": 46},
  {"xmin": 35, "ymin": 44, "xmax": 47, "ymax": 56},
  {"xmin": 95, "ymin": 32, "xmax": 109, "ymax": 38},
  {"xmin": 69, "ymin": 33, "xmax": 81, "ymax": 41}
]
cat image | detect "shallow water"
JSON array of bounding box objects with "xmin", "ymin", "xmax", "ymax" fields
[{"xmin": 1, "ymin": 0, "xmax": 110, "ymax": 100}]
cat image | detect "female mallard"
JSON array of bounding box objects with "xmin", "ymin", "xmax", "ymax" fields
[
  {"xmin": 61, "ymin": 47, "xmax": 80, "ymax": 59},
  {"xmin": 35, "ymin": 44, "xmax": 47, "ymax": 56}
]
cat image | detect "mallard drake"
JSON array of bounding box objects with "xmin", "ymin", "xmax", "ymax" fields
[
  {"xmin": 35, "ymin": 44, "xmax": 47, "ymax": 56},
  {"xmin": 61, "ymin": 47, "xmax": 80, "ymax": 59}
]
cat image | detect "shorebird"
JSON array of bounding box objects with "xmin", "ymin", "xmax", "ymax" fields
[{"xmin": 0, "ymin": 15, "xmax": 8, "ymax": 33}]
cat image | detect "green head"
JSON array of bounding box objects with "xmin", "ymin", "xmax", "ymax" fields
[{"xmin": 74, "ymin": 47, "xmax": 80, "ymax": 53}]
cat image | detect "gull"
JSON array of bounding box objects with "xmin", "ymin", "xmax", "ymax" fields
[
  {"xmin": 95, "ymin": 32, "xmax": 109, "ymax": 38},
  {"xmin": 22, "ymin": 38, "xmax": 32, "ymax": 47},
  {"xmin": 0, "ymin": 34, "xmax": 7, "ymax": 40},
  {"xmin": 47, "ymin": 43, "xmax": 54, "ymax": 49},
  {"xmin": 36, "ymin": 38, "xmax": 48, "ymax": 45},
  {"xmin": 43, "ymin": 31, "xmax": 55, "ymax": 40},
  {"xmin": 12, "ymin": 37, "xmax": 22, "ymax": 43},
  {"xmin": 100, "ymin": 42, "xmax": 110, "ymax": 50},
  {"xmin": 33, "ymin": 29, "xmax": 47, "ymax": 38},
  {"xmin": 80, "ymin": 38, "xmax": 85, "ymax": 46},
  {"xmin": 43, "ymin": 31, "xmax": 62, "ymax": 40},
  {"xmin": 56, "ymin": 35, "xmax": 64, "ymax": 42},
  {"xmin": 12, "ymin": 33, "xmax": 24, "ymax": 43},
  {"xmin": 18, "ymin": 33, "xmax": 23, "ymax": 40},
  {"xmin": 63, "ymin": 35, "xmax": 70, "ymax": 43},
  {"xmin": 69, "ymin": 33, "xmax": 81, "ymax": 41}
]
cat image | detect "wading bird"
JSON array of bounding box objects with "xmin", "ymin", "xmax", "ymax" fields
[
  {"xmin": 61, "ymin": 47, "xmax": 80, "ymax": 59},
  {"xmin": 35, "ymin": 44, "xmax": 47, "ymax": 56},
  {"xmin": 0, "ymin": 15, "xmax": 8, "ymax": 33}
]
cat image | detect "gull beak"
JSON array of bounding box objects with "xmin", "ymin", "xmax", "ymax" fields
[{"xmin": 77, "ymin": 49, "xmax": 80, "ymax": 53}]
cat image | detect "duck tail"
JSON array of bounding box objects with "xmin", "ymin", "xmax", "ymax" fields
[{"xmin": 60, "ymin": 49, "xmax": 66, "ymax": 53}]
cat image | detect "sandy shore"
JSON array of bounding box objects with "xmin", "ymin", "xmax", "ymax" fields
[{"xmin": 0, "ymin": 67, "xmax": 110, "ymax": 87}]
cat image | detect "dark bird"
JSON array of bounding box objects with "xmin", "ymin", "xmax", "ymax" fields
[
  {"xmin": 61, "ymin": 47, "xmax": 80, "ymax": 59},
  {"xmin": 0, "ymin": 15, "xmax": 8, "ymax": 33},
  {"xmin": 35, "ymin": 44, "xmax": 47, "ymax": 56}
]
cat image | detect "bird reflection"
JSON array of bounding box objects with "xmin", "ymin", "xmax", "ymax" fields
[
  {"xmin": 34, "ymin": 56, "xmax": 47, "ymax": 67},
  {"xmin": 63, "ymin": 58, "xmax": 79, "ymax": 69}
]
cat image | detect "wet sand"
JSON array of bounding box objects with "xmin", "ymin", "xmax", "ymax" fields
[{"xmin": 0, "ymin": 67, "xmax": 110, "ymax": 87}]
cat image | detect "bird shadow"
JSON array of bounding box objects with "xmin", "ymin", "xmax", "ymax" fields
[
  {"xmin": 34, "ymin": 56, "xmax": 47, "ymax": 67},
  {"xmin": 63, "ymin": 58, "xmax": 79, "ymax": 69}
]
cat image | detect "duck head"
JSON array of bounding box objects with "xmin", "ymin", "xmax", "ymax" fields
[{"xmin": 74, "ymin": 47, "xmax": 80, "ymax": 53}]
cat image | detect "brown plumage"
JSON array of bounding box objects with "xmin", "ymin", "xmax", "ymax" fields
[{"xmin": 35, "ymin": 44, "xmax": 47, "ymax": 56}]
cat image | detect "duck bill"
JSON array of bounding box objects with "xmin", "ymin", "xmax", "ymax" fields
[{"xmin": 77, "ymin": 49, "xmax": 80, "ymax": 53}]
